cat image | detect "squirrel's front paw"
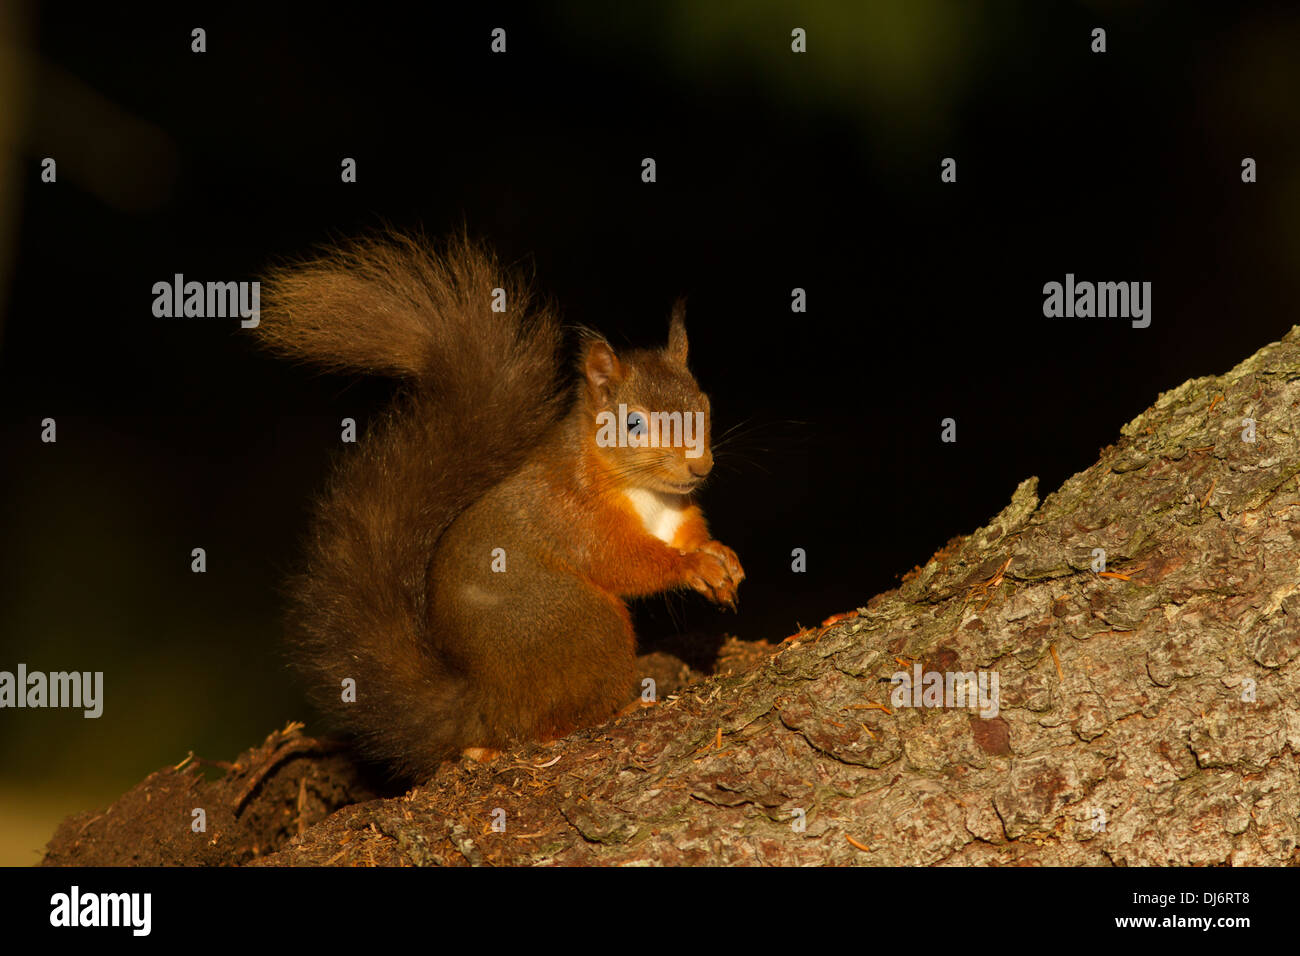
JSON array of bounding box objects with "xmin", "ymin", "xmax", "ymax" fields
[
  {"xmin": 699, "ymin": 540, "xmax": 744, "ymax": 585},
  {"xmin": 684, "ymin": 541, "xmax": 744, "ymax": 609}
]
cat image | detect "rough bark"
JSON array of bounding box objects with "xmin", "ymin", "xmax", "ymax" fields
[
  {"xmin": 40, "ymin": 724, "xmax": 384, "ymax": 866},
  {"xmin": 44, "ymin": 329, "xmax": 1300, "ymax": 866}
]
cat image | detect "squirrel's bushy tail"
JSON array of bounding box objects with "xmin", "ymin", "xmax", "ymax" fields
[{"xmin": 258, "ymin": 233, "xmax": 564, "ymax": 780}]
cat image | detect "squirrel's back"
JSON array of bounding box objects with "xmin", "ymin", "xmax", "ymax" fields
[{"xmin": 258, "ymin": 233, "xmax": 564, "ymax": 779}]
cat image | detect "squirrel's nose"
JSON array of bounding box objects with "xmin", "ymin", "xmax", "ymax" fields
[{"xmin": 688, "ymin": 454, "xmax": 713, "ymax": 478}]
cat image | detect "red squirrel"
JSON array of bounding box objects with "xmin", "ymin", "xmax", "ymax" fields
[{"xmin": 256, "ymin": 233, "xmax": 744, "ymax": 781}]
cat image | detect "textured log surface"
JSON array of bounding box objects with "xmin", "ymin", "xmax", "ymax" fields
[{"xmin": 44, "ymin": 328, "xmax": 1300, "ymax": 866}]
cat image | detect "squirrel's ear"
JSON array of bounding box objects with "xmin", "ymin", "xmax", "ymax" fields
[
  {"xmin": 583, "ymin": 337, "xmax": 624, "ymax": 401},
  {"xmin": 667, "ymin": 299, "xmax": 688, "ymax": 365}
]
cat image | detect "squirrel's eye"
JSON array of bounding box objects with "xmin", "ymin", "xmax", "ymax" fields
[{"xmin": 627, "ymin": 412, "xmax": 645, "ymax": 431}]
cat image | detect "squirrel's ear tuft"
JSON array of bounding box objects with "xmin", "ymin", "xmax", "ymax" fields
[
  {"xmin": 667, "ymin": 299, "xmax": 688, "ymax": 365},
  {"xmin": 582, "ymin": 336, "xmax": 623, "ymax": 400}
]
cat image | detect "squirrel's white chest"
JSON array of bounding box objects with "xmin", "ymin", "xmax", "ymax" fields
[{"xmin": 623, "ymin": 487, "xmax": 688, "ymax": 544}]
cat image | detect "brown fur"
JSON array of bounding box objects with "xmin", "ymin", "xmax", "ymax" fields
[{"xmin": 258, "ymin": 233, "xmax": 742, "ymax": 782}]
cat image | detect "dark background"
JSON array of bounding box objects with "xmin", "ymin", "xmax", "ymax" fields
[{"xmin": 1, "ymin": 1, "xmax": 1297, "ymax": 861}]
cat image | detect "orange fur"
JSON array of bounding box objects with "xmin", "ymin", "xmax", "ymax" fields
[{"xmin": 257, "ymin": 233, "xmax": 743, "ymax": 781}]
